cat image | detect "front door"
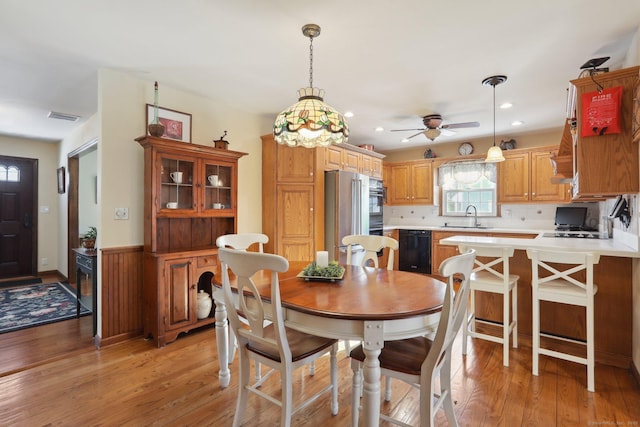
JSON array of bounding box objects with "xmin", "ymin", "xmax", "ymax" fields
[{"xmin": 0, "ymin": 156, "xmax": 37, "ymax": 279}]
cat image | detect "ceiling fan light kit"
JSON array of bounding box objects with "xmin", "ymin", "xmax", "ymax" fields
[
  {"xmin": 273, "ymin": 24, "xmax": 349, "ymax": 148},
  {"xmin": 483, "ymin": 74, "xmax": 507, "ymax": 163}
]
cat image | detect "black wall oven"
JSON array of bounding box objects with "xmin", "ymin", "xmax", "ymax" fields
[{"xmin": 369, "ymin": 178, "xmax": 384, "ymax": 236}]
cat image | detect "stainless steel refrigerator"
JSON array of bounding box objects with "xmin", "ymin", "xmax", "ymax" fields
[{"xmin": 324, "ymin": 170, "xmax": 370, "ymax": 264}]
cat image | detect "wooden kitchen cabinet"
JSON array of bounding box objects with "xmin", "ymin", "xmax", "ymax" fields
[
  {"xmin": 275, "ymin": 184, "xmax": 316, "ymax": 260},
  {"xmin": 431, "ymin": 231, "xmax": 462, "ymax": 272},
  {"xmin": 324, "ymin": 144, "xmax": 383, "ymax": 177},
  {"xmin": 498, "ymin": 147, "xmax": 569, "ymax": 203},
  {"xmin": 382, "ymin": 163, "xmax": 391, "ymax": 205},
  {"xmin": 136, "ymin": 136, "xmax": 246, "ymax": 347},
  {"xmin": 388, "ymin": 160, "xmax": 434, "ymax": 205},
  {"xmin": 323, "ymin": 144, "xmax": 359, "ymax": 173},
  {"xmin": 498, "ymin": 151, "xmax": 529, "ymax": 203},
  {"xmin": 371, "ymin": 156, "xmax": 383, "ymax": 178},
  {"xmin": 571, "ymin": 66, "xmax": 639, "ymax": 199},
  {"xmin": 379, "ymin": 229, "xmax": 399, "ymax": 270}
]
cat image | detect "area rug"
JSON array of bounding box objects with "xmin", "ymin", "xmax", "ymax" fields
[
  {"xmin": 0, "ymin": 282, "xmax": 91, "ymax": 334},
  {"xmin": 0, "ymin": 277, "xmax": 42, "ymax": 289}
]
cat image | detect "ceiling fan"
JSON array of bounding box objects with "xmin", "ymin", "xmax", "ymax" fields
[{"xmin": 390, "ymin": 114, "xmax": 480, "ymax": 141}]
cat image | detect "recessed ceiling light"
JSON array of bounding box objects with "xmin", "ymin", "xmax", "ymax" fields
[
  {"xmin": 511, "ymin": 120, "xmax": 524, "ymax": 126},
  {"xmin": 375, "ymin": 126, "xmax": 384, "ymax": 132},
  {"xmin": 500, "ymin": 102, "xmax": 513, "ymax": 109},
  {"xmin": 401, "ymin": 138, "xmax": 409, "ymax": 143},
  {"xmin": 344, "ymin": 111, "xmax": 354, "ymax": 118}
]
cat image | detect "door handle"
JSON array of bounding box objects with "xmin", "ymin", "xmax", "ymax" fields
[{"xmin": 23, "ymin": 213, "xmax": 31, "ymax": 228}]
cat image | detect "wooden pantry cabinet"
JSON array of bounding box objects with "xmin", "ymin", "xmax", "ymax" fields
[
  {"xmin": 262, "ymin": 134, "xmax": 324, "ymax": 262},
  {"xmin": 136, "ymin": 136, "xmax": 247, "ymax": 347},
  {"xmin": 498, "ymin": 147, "xmax": 569, "ymax": 203},
  {"xmin": 570, "ymin": 66, "xmax": 639, "ymax": 199},
  {"xmin": 262, "ymin": 135, "xmax": 385, "ymax": 261}
]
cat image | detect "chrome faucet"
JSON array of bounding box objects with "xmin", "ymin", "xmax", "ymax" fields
[{"xmin": 465, "ymin": 204, "xmax": 480, "ymax": 228}]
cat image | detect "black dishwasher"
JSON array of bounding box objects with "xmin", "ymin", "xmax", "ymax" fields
[{"xmin": 399, "ymin": 229, "xmax": 432, "ymax": 274}]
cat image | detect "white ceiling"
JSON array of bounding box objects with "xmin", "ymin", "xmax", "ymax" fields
[{"xmin": 1, "ymin": 0, "xmax": 639, "ymax": 152}]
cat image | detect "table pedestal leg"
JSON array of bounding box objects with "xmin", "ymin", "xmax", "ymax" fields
[
  {"xmin": 362, "ymin": 347, "xmax": 381, "ymax": 427},
  {"xmin": 362, "ymin": 320, "xmax": 383, "ymax": 427},
  {"xmin": 214, "ymin": 297, "xmax": 230, "ymax": 388}
]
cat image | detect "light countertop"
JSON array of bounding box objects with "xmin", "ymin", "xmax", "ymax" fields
[
  {"xmin": 439, "ymin": 234, "xmax": 639, "ymax": 258},
  {"xmin": 382, "ymin": 225, "xmax": 639, "ymax": 258}
]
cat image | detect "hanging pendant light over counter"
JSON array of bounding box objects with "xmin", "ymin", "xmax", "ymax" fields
[
  {"xmin": 273, "ymin": 24, "xmax": 349, "ymax": 148},
  {"xmin": 483, "ymin": 75, "xmax": 507, "ymax": 163}
]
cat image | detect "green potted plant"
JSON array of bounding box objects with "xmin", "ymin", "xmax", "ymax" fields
[{"xmin": 82, "ymin": 226, "xmax": 97, "ymax": 249}]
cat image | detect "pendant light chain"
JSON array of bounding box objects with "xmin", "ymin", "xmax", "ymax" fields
[{"xmin": 308, "ymin": 35, "xmax": 314, "ymax": 88}]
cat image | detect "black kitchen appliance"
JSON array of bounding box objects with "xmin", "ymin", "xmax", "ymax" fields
[
  {"xmin": 399, "ymin": 229, "xmax": 432, "ymax": 274},
  {"xmin": 554, "ymin": 206, "xmax": 587, "ymax": 231},
  {"xmin": 369, "ymin": 178, "xmax": 384, "ymax": 236}
]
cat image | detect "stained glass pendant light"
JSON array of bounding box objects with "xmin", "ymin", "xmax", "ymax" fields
[
  {"xmin": 273, "ymin": 24, "xmax": 349, "ymax": 148},
  {"xmin": 483, "ymin": 75, "xmax": 507, "ymax": 162}
]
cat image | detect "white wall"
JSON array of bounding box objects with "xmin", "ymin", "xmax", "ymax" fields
[
  {"xmin": 97, "ymin": 68, "xmax": 267, "ymax": 251},
  {"xmin": 0, "ymin": 135, "xmax": 59, "ymax": 272}
]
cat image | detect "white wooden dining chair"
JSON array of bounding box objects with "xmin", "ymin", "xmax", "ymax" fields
[
  {"xmin": 219, "ymin": 248, "xmax": 339, "ymax": 427},
  {"xmin": 527, "ymin": 249, "xmax": 599, "ymax": 392},
  {"xmin": 215, "ymin": 232, "xmax": 268, "ymax": 253},
  {"xmin": 342, "ymin": 234, "xmax": 398, "ymax": 270},
  {"xmin": 349, "ymin": 249, "xmax": 476, "ymax": 427},
  {"xmin": 458, "ymin": 244, "xmax": 519, "ymax": 367},
  {"xmin": 216, "ymin": 233, "xmax": 270, "ymax": 379}
]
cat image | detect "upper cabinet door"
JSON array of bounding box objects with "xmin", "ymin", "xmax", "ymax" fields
[
  {"xmin": 202, "ymin": 159, "xmax": 236, "ymax": 212},
  {"xmin": 530, "ymin": 150, "xmax": 568, "ymax": 202},
  {"xmin": 498, "ymin": 152, "xmax": 529, "ymax": 203},
  {"xmin": 276, "ymin": 144, "xmax": 315, "ymax": 183},
  {"xmin": 158, "ymin": 153, "xmax": 197, "ymax": 212}
]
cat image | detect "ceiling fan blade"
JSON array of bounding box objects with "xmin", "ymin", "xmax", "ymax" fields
[
  {"xmin": 440, "ymin": 128, "xmax": 456, "ymax": 136},
  {"xmin": 390, "ymin": 128, "xmax": 426, "ymax": 132},
  {"xmin": 406, "ymin": 131, "xmax": 427, "ymax": 140},
  {"xmin": 441, "ymin": 121, "xmax": 480, "ymax": 129}
]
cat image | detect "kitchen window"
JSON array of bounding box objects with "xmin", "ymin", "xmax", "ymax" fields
[{"xmin": 438, "ymin": 161, "xmax": 497, "ymax": 216}]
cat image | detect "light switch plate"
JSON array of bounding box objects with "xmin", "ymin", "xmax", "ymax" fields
[{"xmin": 114, "ymin": 208, "xmax": 129, "ymax": 220}]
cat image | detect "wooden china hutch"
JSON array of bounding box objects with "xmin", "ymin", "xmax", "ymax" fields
[{"xmin": 136, "ymin": 136, "xmax": 246, "ymax": 347}]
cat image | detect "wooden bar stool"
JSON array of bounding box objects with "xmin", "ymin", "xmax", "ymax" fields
[
  {"xmin": 527, "ymin": 249, "xmax": 599, "ymax": 392},
  {"xmin": 459, "ymin": 244, "xmax": 519, "ymax": 367}
]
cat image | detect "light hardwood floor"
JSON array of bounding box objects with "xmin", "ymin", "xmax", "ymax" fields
[{"xmin": 0, "ymin": 314, "xmax": 639, "ymax": 426}]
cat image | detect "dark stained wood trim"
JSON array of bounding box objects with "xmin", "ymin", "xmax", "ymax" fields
[{"xmin": 100, "ymin": 245, "xmax": 144, "ymax": 341}]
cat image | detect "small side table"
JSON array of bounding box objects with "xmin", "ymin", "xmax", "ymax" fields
[{"xmin": 72, "ymin": 247, "xmax": 97, "ymax": 336}]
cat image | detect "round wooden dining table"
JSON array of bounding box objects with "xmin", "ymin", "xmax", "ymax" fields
[{"xmin": 212, "ymin": 261, "xmax": 447, "ymax": 427}]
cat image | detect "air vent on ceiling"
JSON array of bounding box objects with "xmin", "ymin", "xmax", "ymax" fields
[{"xmin": 48, "ymin": 111, "xmax": 81, "ymax": 122}]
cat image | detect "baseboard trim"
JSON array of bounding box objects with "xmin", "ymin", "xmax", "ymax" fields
[
  {"xmin": 100, "ymin": 330, "xmax": 143, "ymax": 348},
  {"xmin": 632, "ymin": 361, "xmax": 640, "ymax": 387}
]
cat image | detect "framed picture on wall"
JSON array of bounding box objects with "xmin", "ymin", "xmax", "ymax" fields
[
  {"xmin": 57, "ymin": 167, "xmax": 65, "ymax": 194},
  {"xmin": 146, "ymin": 104, "xmax": 192, "ymax": 143}
]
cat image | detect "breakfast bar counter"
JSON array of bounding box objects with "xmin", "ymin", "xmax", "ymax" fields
[
  {"xmin": 439, "ymin": 233, "xmax": 640, "ymax": 259},
  {"xmin": 438, "ymin": 233, "xmax": 637, "ymax": 370}
]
